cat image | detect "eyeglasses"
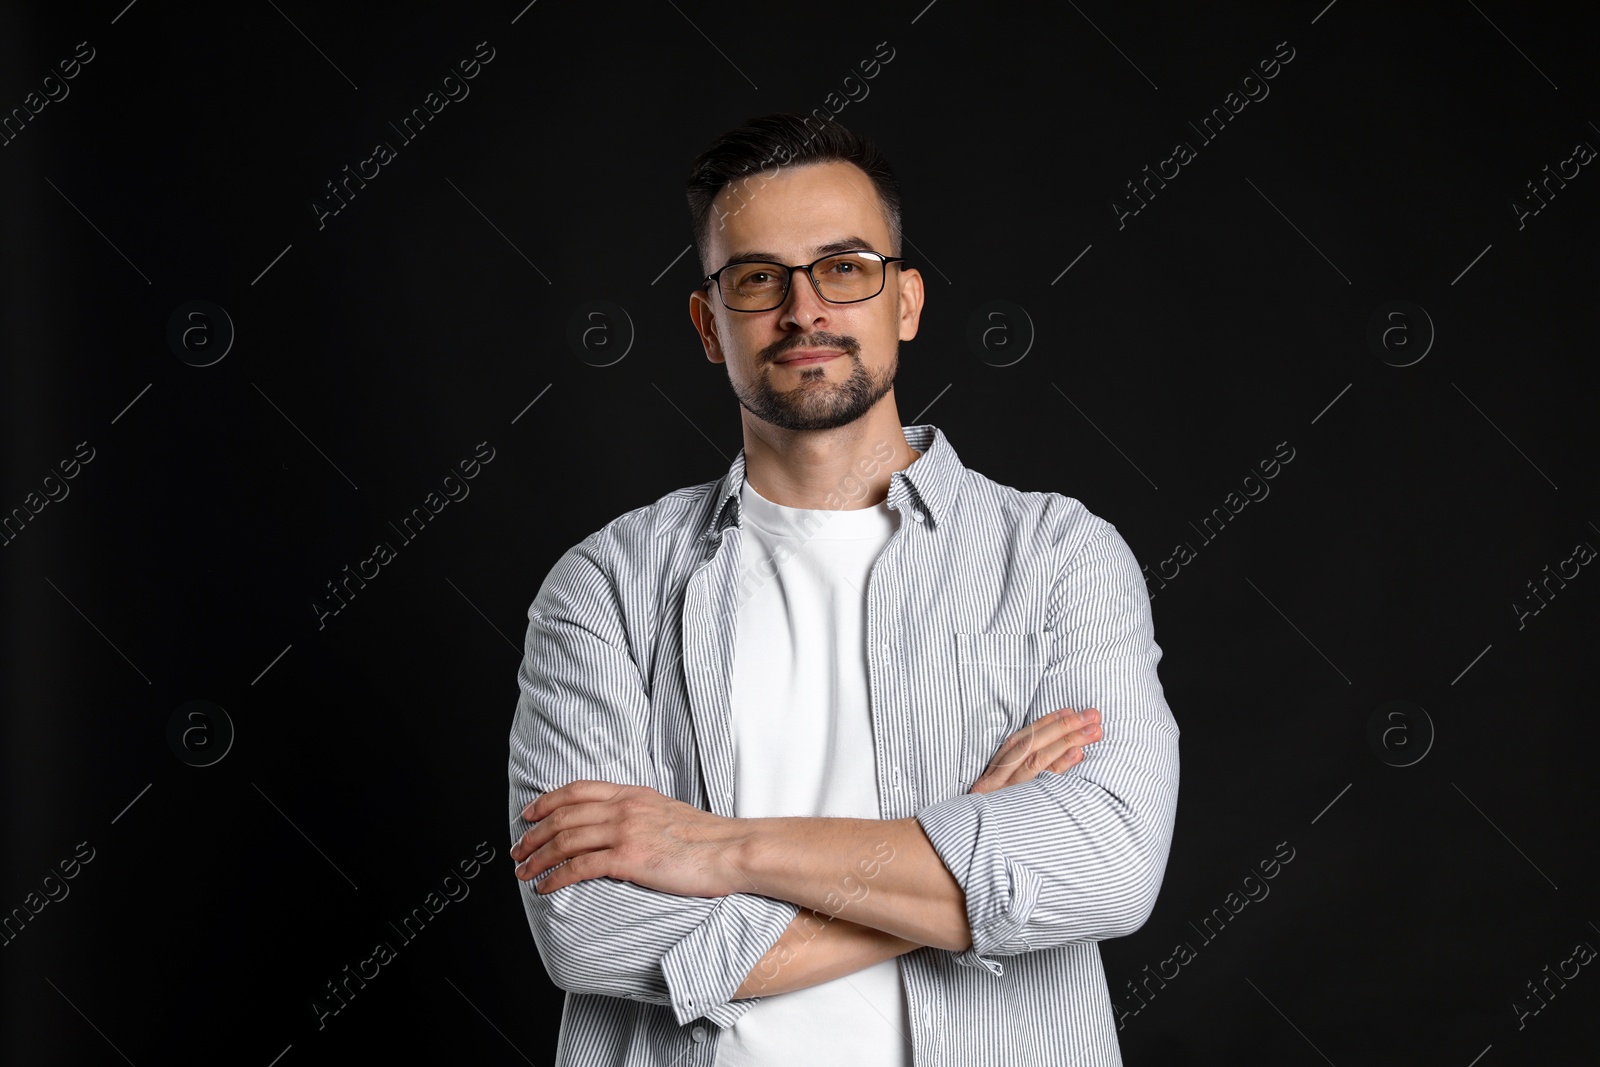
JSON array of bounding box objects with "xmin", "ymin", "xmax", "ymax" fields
[{"xmin": 703, "ymin": 250, "xmax": 907, "ymax": 313}]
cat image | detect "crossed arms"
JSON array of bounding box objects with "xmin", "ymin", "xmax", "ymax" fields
[
  {"xmin": 506, "ymin": 521, "xmax": 1179, "ymax": 1027},
  {"xmin": 511, "ymin": 703, "xmax": 1100, "ymax": 1000}
]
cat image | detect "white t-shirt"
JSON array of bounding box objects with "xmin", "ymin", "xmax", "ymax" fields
[{"xmin": 713, "ymin": 475, "xmax": 912, "ymax": 1067}]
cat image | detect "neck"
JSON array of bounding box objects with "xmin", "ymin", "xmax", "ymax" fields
[{"xmin": 740, "ymin": 408, "xmax": 921, "ymax": 510}]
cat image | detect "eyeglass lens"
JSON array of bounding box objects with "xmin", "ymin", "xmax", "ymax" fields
[{"xmin": 720, "ymin": 252, "xmax": 888, "ymax": 311}]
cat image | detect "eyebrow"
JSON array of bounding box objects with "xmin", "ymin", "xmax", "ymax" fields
[{"xmin": 722, "ymin": 236, "xmax": 877, "ymax": 265}]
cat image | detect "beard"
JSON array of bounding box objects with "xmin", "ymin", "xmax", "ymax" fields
[{"xmin": 730, "ymin": 334, "xmax": 898, "ymax": 432}]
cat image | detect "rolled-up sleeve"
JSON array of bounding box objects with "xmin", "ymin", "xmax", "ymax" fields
[
  {"xmin": 508, "ymin": 532, "xmax": 800, "ymax": 1026},
  {"xmin": 913, "ymin": 520, "xmax": 1181, "ymax": 975}
]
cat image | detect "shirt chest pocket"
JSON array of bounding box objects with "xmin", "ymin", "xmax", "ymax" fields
[{"xmin": 954, "ymin": 630, "xmax": 1052, "ymax": 789}]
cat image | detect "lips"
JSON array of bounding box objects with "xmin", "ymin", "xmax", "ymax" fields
[{"xmin": 775, "ymin": 350, "xmax": 841, "ymax": 366}]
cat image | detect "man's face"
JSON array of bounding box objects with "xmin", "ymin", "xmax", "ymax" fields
[{"xmin": 690, "ymin": 160, "xmax": 923, "ymax": 433}]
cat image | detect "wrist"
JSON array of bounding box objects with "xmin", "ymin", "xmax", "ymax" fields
[{"xmin": 721, "ymin": 815, "xmax": 775, "ymax": 898}]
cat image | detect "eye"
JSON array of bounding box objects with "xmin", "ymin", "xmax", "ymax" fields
[{"xmin": 735, "ymin": 266, "xmax": 781, "ymax": 288}]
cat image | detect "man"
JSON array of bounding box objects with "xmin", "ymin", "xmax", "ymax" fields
[{"xmin": 508, "ymin": 112, "xmax": 1180, "ymax": 1066}]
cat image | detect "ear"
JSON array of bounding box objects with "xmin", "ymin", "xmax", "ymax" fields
[
  {"xmin": 689, "ymin": 288, "xmax": 724, "ymax": 364},
  {"xmin": 895, "ymin": 267, "xmax": 924, "ymax": 343}
]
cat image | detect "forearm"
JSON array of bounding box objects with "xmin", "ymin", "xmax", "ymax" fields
[
  {"xmin": 730, "ymin": 815, "xmax": 970, "ymax": 951},
  {"xmin": 916, "ymin": 761, "xmax": 1179, "ymax": 960},
  {"xmin": 733, "ymin": 909, "xmax": 920, "ymax": 999},
  {"xmin": 517, "ymin": 867, "xmax": 799, "ymax": 1014}
]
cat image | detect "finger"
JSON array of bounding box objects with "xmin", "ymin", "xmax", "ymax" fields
[
  {"xmin": 1014, "ymin": 725, "xmax": 1083, "ymax": 778},
  {"xmin": 992, "ymin": 707, "xmax": 1097, "ymax": 771},
  {"xmin": 1018, "ymin": 723, "xmax": 1098, "ymax": 782},
  {"xmin": 988, "ymin": 709, "xmax": 1070, "ymax": 770},
  {"xmin": 987, "ymin": 713, "xmax": 1103, "ymax": 789},
  {"xmin": 1049, "ymin": 746, "xmax": 1085, "ymax": 773},
  {"xmin": 1017, "ymin": 707, "xmax": 1097, "ymax": 752},
  {"xmin": 1032, "ymin": 719, "xmax": 1097, "ymax": 771},
  {"xmin": 511, "ymin": 797, "xmax": 617, "ymax": 861},
  {"xmin": 516, "ymin": 823, "xmax": 614, "ymax": 881},
  {"xmin": 533, "ymin": 850, "xmax": 611, "ymax": 894},
  {"xmin": 523, "ymin": 781, "xmax": 584, "ymax": 823},
  {"xmin": 522, "ymin": 779, "xmax": 631, "ymax": 822}
]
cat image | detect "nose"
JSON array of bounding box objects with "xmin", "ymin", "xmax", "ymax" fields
[{"xmin": 778, "ymin": 266, "xmax": 831, "ymax": 326}]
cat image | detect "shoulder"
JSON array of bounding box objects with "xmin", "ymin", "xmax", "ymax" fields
[
  {"xmin": 550, "ymin": 475, "xmax": 724, "ymax": 580},
  {"xmin": 955, "ymin": 466, "xmax": 1122, "ymax": 572}
]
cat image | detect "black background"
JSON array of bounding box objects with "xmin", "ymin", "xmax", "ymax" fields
[{"xmin": 3, "ymin": 1, "xmax": 1598, "ymax": 1064}]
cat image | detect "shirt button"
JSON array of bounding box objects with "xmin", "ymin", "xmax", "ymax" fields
[
  {"xmin": 912, "ymin": 510, "xmax": 925, "ymax": 523},
  {"xmin": 691, "ymin": 1026, "xmax": 707, "ymax": 1042}
]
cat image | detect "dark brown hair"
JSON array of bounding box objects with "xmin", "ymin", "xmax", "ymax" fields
[{"xmin": 685, "ymin": 112, "xmax": 903, "ymax": 276}]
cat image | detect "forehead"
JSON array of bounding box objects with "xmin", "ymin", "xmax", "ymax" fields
[{"xmin": 708, "ymin": 159, "xmax": 892, "ymax": 265}]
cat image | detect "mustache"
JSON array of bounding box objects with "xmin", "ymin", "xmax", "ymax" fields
[{"xmin": 764, "ymin": 335, "xmax": 858, "ymax": 363}]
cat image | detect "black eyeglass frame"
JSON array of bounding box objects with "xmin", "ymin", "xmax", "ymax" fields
[{"xmin": 702, "ymin": 250, "xmax": 909, "ymax": 313}]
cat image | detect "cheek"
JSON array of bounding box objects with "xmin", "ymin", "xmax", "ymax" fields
[
  {"xmin": 729, "ymin": 345, "xmax": 773, "ymax": 385},
  {"xmin": 864, "ymin": 316, "xmax": 903, "ymax": 361},
  {"xmin": 860, "ymin": 302, "xmax": 899, "ymax": 340},
  {"xmin": 721, "ymin": 318, "xmax": 769, "ymax": 360}
]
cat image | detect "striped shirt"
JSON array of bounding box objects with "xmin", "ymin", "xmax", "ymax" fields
[{"xmin": 508, "ymin": 422, "xmax": 1182, "ymax": 1066}]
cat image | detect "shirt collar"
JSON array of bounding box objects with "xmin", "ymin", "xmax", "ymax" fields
[{"xmin": 699, "ymin": 423, "xmax": 960, "ymax": 543}]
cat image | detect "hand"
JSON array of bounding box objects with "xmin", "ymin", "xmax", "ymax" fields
[
  {"xmin": 510, "ymin": 780, "xmax": 743, "ymax": 897},
  {"xmin": 968, "ymin": 706, "xmax": 1101, "ymax": 795}
]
